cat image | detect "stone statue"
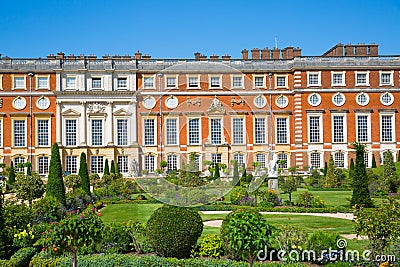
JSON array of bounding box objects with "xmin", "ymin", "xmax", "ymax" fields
[
  {"xmin": 131, "ymin": 159, "xmax": 139, "ymax": 177},
  {"xmin": 268, "ymin": 152, "xmax": 278, "ymax": 178}
]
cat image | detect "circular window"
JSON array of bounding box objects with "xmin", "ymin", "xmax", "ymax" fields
[
  {"xmin": 356, "ymin": 92, "xmax": 369, "ymax": 106},
  {"xmin": 143, "ymin": 96, "xmax": 156, "ymax": 109},
  {"xmin": 380, "ymin": 92, "xmax": 394, "ymax": 106},
  {"xmin": 36, "ymin": 96, "xmax": 50, "ymax": 110},
  {"xmin": 308, "ymin": 93, "xmax": 321, "ymax": 107},
  {"xmin": 254, "ymin": 95, "xmax": 266, "ymax": 108},
  {"xmin": 275, "ymin": 95, "xmax": 288, "ymax": 108},
  {"xmin": 165, "ymin": 96, "xmax": 178, "ymax": 109},
  {"xmin": 12, "ymin": 96, "xmax": 26, "ymax": 110},
  {"xmin": 332, "ymin": 93, "xmax": 345, "ymax": 107}
]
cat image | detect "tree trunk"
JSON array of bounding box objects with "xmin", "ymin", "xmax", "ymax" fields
[{"xmin": 72, "ymin": 251, "xmax": 77, "ymax": 267}]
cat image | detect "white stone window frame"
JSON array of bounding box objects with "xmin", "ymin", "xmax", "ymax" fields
[
  {"xmin": 143, "ymin": 75, "xmax": 156, "ymax": 89},
  {"xmin": 166, "ymin": 153, "xmax": 179, "ymax": 171},
  {"xmin": 0, "ymin": 118, "xmax": 3, "ymax": 148},
  {"xmin": 116, "ymin": 76, "xmax": 129, "ymax": 90},
  {"xmin": 275, "ymin": 116, "xmax": 290, "ymax": 144},
  {"xmin": 12, "ymin": 75, "xmax": 27, "ymax": 90},
  {"xmin": 308, "ymin": 93, "xmax": 322, "ymax": 107},
  {"xmin": 355, "ymin": 71, "xmax": 370, "ymax": 86},
  {"xmin": 142, "ymin": 117, "xmax": 157, "ymax": 146},
  {"xmin": 144, "ymin": 153, "xmax": 157, "ymax": 172},
  {"xmin": 187, "ymin": 75, "xmax": 200, "ymax": 89},
  {"xmin": 355, "ymin": 112, "xmax": 371, "ymax": 143},
  {"xmin": 36, "ymin": 75, "xmax": 50, "ymax": 90},
  {"xmin": 209, "ymin": 75, "xmax": 222, "ymax": 89},
  {"xmin": 90, "ymin": 76, "xmax": 104, "ymax": 90},
  {"xmin": 164, "ymin": 116, "xmax": 179, "ymax": 146},
  {"xmin": 253, "ymin": 116, "xmax": 267, "ymax": 145},
  {"xmin": 309, "ymin": 151, "xmax": 323, "ymax": 169},
  {"xmin": 356, "ymin": 92, "xmax": 370, "ymax": 106},
  {"xmin": 65, "ymin": 75, "xmax": 77, "ymax": 90},
  {"xmin": 380, "ymin": 92, "xmax": 394, "ymax": 106},
  {"xmin": 165, "ymin": 74, "xmax": 178, "ymax": 89},
  {"xmin": 12, "ymin": 117, "xmax": 27, "ymax": 148},
  {"xmin": 275, "ymin": 74, "xmax": 288, "ymax": 89},
  {"xmin": 333, "ymin": 150, "xmax": 347, "ymax": 168},
  {"xmin": 307, "ymin": 113, "xmax": 323, "ymax": 144},
  {"xmin": 332, "ymin": 92, "xmax": 346, "ymax": 107},
  {"xmin": 331, "ymin": 71, "xmax": 346, "ymax": 87},
  {"xmin": 231, "ymin": 74, "xmax": 244, "ymax": 89},
  {"xmin": 114, "ymin": 117, "xmax": 130, "ymax": 147},
  {"xmin": 89, "ymin": 117, "xmax": 104, "ymax": 147},
  {"xmin": 231, "ymin": 116, "xmax": 246, "ymax": 145},
  {"xmin": 275, "ymin": 94, "xmax": 289, "ymax": 108},
  {"xmin": 307, "ymin": 71, "xmax": 321, "ymax": 87},
  {"xmin": 209, "ymin": 117, "xmax": 224, "ymax": 145},
  {"xmin": 64, "ymin": 117, "xmax": 78, "ymax": 147},
  {"xmin": 37, "ymin": 155, "xmax": 50, "ymax": 175},
  {"xmin": 379, "ymin": 71, "xmax": 394, "ymax": 86},
  {"xmin": 380, "ymin": 111, "xmax": 395, "ymax": 143},
  {"xmin": 0, "ymin": 74, "xmax": 3, "ymax": 90},
  {"xmin": 253, "ymin": 74, "xmax": 265, "ymax": 88},
  {"xmin": 331, "ymin": 113, "xmax": 347, "ymax": 144},
  {"xmin": 187, "ymin": 117, "xmax": 202, "ymax": 146},
  {"xmin": 36, "ymin": 117, "xmax": 51, "ymax": 147}
]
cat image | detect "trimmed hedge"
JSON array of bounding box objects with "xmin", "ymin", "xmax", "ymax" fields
[
  {"xmin": 30, "ymin": 253, "xmax": 308, "ymax": 267},
  {"xmin": 195, "ymin": 205, "xmax": 350, "ymax": 213},
  {"xmin": 0, "ymin": 247, "xmax": 36, "ymax": 267}
]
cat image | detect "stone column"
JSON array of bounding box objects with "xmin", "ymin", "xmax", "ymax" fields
[{"xmin": 80, "ymin": 101, "xmax": 87, "ymax": 146}]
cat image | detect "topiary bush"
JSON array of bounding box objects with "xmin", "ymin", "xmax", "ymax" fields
[
  {"xmin": 146, "ymin": 204, "xmax": 203, "ymax": 258},
  {"xmin": 307, "ymin": 231, "xmax": 341, "ymax": 264},
  {"xmin": 199, "ymin": 234, "xmax": 223, "ymax": 258}
]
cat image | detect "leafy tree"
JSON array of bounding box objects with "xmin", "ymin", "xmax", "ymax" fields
[
  {"xmin": 348, "ymin": 158, "xmax": 355, "ymax": 186},
  {"xmin": 371, "ymin": 154, "xmax": 377, "ymax": 168},
  {"xmin": 309, "ymin": 168, "xmax": 322, "ymax": 187},
  {"xmin": 213, "ymin": 162, "xmax": 220, "ymax": 179},
  {"xmin": 382, "ymin": 151, "xmax": 399, "ymax": 193},
  {"xmin": 350, "ymin": 143, "xmax": 373, "ymax": 207},
  {"xmin": 232, "ymin": 160, "xmax": 239, "ymax": 185},
  {"xmin": 221, "ymin": 209, "xmax": 273, "ymax": 267},
  {"xmin": 323, "ymin": 161, "xmax": 328, "ymax": 177},
  {"xmin": 78, "ymin": 152, "xmax": 90, "ymax": 195},
  {"xmin": 15, "ymin": 173, "xmax": 45, "ymax": 206},
  {"xmin": 324, "ymin": 155, "xmax": 338, "ymax": 188},
  {"xmin": 110, "ymin": 160, "xmax": 116, "ymax": 175},
  {"xmin": 0, "ymin": 198, "xmax": 11, "ymax": 259},
  {"xmin": 103, "ymin": 159, "xmax": 110, "ymax": 176},
  {"xmin": 178, "ymin": 153, "xmax": 202, "ymax": 187},
  {"xmin": 37, "ymin": 207, "xmax": 104, "ymax": 267},
  {"xmin": 115, "ymin": 162, "xmax": 121, "ymax": 178},
  {"xmin": 280, "ymin": 176, "xmax": 297, "ymax": 203},
  {"xmin": 8, "ymin": 161, "xmax": 15, "ymax": 185},
  {"xmin": 160, "ymin": 160, "xmax": 168, "ymax": 169},
  {"xmin": 64, "ymin": 174, "xmax": 81, "ymax": 192},
  {"xmin": 25, "ymin": 162, "xmax": 32, "ymax": 176},
  {"xmin": 398, "ymin": 152, "xmax": 400, "ymax": 163},
  {"xmin": 241, "ymin": 164, "xmax": 247, "ymax": 183},
  {"xmin": 46, "ymin": 143, "xmax": 65, "ymax": 204}
]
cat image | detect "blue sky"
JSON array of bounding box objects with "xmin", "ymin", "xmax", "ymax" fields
[{"xmin": 1, "ymin": 0, "xmax": 400, "ymax": 58}]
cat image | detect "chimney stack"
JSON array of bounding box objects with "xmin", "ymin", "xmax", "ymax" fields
[
  {"xmin": 142, "ymin": 54, "xmax": 151, "ymax": 61},
  {"xmin": 194, "ymin": 52, "xmax": 201, "ymax": 61},
  {"xmin": 271, "ymin": 48, "xmax": 280, "ymax": 59},
  {"xmin": 135, "ymin": 51, "xmax": 142, "ymax": 60},
  {"xmin": 293, "ymin": 47, "xmax": 302, "ymax": 57},
  {"xmin": 261, "ymin": 48, "xmax": 270, "ymax": 59},
  {"xmin": 241, "ymin": 49, "xmax": 249, "ymax": 60},
  {"xmin": 210, "ymin": 54, "xmax": 219, "ymax": 61},
  {"xmin": 251, "ymin": 48, "xmax": 260, "ymax": 59},
  {"xmin": 57, "ymin": 52, "xmax": 65, "ymax": 60},
  {"xmin": 222, "ymin": 54, "xmax": 231, "ymax": 61}
]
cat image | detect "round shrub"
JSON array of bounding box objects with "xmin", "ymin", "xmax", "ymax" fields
[
  {"xmin": 146, "ymin": 204, "xmax": 203, "ymax": 258},
  {"xmin": 199, "ymin": 234, "xmax": 223, "ymax": 258}
]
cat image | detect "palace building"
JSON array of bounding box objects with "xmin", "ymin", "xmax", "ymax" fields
[{"xmin": 0, "ymin": 43, "xmax": 399, "ymax": 177}]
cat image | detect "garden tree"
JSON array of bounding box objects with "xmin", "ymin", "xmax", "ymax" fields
[
  {"xmin": 103, "ymin": 159, "xmax": 110, "ymax": 176},
  {"xmin": 323, "ymin": 161, "xmax": 328, "ymax": 177},
  {"xmin": 309, "ymin": 168, "xmax": 322, "ymax": 187},
  {"xmin": 348, "ymin": 158, "xmax": 355, "ymax": 186},
  {"xmin": 334, "ymin": 168, "xmax": 346, "ymax": 187},
  {"xmin": 160, "ymin": 160, "xmax": 168, "ymax": 170},
  {"xmin": 398, "ymin": 152, "xmax": 400, "ymax": 162},
  {"xmin": 8, "ymin": 161, "xmax": 15, "ymax": 185},
  {"xmin": 382, "ymin": 151, "xmax": 399, "ymax": 193},
  {"xmin": 232, "ymin": 160, "xmax": 239, "ymax": 185},
  {"xmin": 324, "ymin": 155, "xmax": 338, "ymax": 188},
  {"xmin": 78, "ymin": 152, "xmax": 90, "ymax": 195},
  {"xmin": 115, "ymin": 162, "xmax": 121, "ymax": 178},
  {"xmin": 355, "ymin": 199, "xmax": 400, "ymax": 260},
  {"xmin": 241, "ymin": 163, "xmax": 247, "ymax": 183},
  {"xmin": 25, "ymin": 162, "xmax": 32, "ymax": 176},
  {"xmin": 64, "ymin": 174, "xmax": 81, "ymax": 192},
  {"xmin": 146, "ymin": 205, "xmax": 203, "ymax": 258},
  {"xmin": 110, "ymin": 160, "xmax": 116, "ymax": 175},
  {"xmin": 0, "ymin": 198, "xmax": 10, "ymax": 259},
  {"xmin": 350, "ymin": 142, "xmax": 373, "ymax": 207},
  {"xmin": 178, "ymin": 153, "xmax": 202, "ymax": 187},
  {"xmin": 15, "ymin": 173, "xmax": 45, "ymax": 206},
  {"xmin": 46, "ymin": 143, "xmax": 66, "ymax": 204},
  {"xmin": 37, "ymin": 207, "xmax": 104, "ymax": 267},
  {"xmin": 221, "ymin": 209, "xmax": 273, "ymax": 267},
  {"xmin": 372, "ymin": 154, "xmax": 377, "ymax": 168},
  {"xmin": 280, "ymin": 176, "xmax": 297, "ymax": 204},
  {"xmin": 213, "ymin": 162, "xmax": 220, "ymax": 179}
]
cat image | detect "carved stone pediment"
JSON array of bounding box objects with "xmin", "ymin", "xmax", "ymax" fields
[
  {"xmin": 207, "ymin": 96, "xmax": 225, "ymax": 115},
  {"xmin": 113, "ymin": 108, "xmax": 132, "ymax": 116},
  {"xmin": 62, "ymin": 109, "xmax": 81, "ymax": 116},
  {"xmin": 88, "ymin": 103, "xmax": 106, "ymax": 113}
]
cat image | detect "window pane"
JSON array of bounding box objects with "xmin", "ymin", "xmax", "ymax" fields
[
  {"xmin": 357, "ymin": 116, "xmax": 368, "ymax": 142},
  {"xmin": 276, "ymin": 118, "xmax": 287, "ymax": 144},
  {"xmin": 91, "ymin": 120, "xmax": 103, "ymax": 146},
  {"xmin": 14, "ymin": 157, "xmax": 26, "ymax": 173},
  {"xmin": 210, "ymin": 119, "xmax": 222, "ymax": 145},
  {"xmin": 166, "ymin": 77, "xmax": 176, "ymax": 87},
  {"xmin": 233, "ymin": 77, "xmax": 242, "ymax": 87},
  {"xmin": 14, "ymin": 120, "xmax": 25, "ymax": 147},
  {"xmin": 66, "ymin": 156, "xmax": 78, "ymax": 174},
  {"xmin": 188, "ymin": 119, "xmax": 200, "ymax": 145},
  {"xmin": 38, "ymin": 156, "xmax": 49, "ymax": 175},
  {"xmin": 117, "ymin": 119, "xmax": 128, "ymax": 146},
  {"xmin": 144, "ymin": 119, "xmax": 155, "ymax": 145},
  {"xmin": 37, "ymin": 120, "xmax": 49, "ymax": 146},
  {"xmin": 310, "ymin": 153, "xmax": 320, "ymax": 168},
  {"xmin": 167, "ymin": 154, "xmax": 178, "ymax": 171},
  {"xmin": 333, "ymin": 116, "xmax": 344, "ymax": 143},
  {"xmin": 144, "ymin": 77, "xmax": 154, "ymax": 88},
  {"xmin": 14, "ymin": 77, "xmax": 25, "ymax": 88},
  {"xmin": 166, "ymin": 119, "xmax": 177, "ymax": 145},
  {"xmin": 334, "ymin": 152, "xmax": 345, "ymax": 167},
  {"xmin": 255, "ymin": 77, "xmax": 264, "ymax": 87},
  {"xmin": 38, "ymin": 77, "xmax": 49, "ymax": 88},
  {"xmin": 117, "ymin": 78, "xmax": 127, "ymax": 88},
  {"xmin": 255, "ymin": 118, "xmax": 265, "ymax": 144},
  {"xmin": 309, "ymin": 116, "xmax": 320, "ymax": 143},
  {"xmin": 66, "ymin": 77, "xmax": 76, "ymax": 88},
  {"xmin": 65, "ymin": 120, "xmax": 77, "ymax": 146},
  {"xmin": 117, "ymin": 155, "xmax": 129, "ymax": 173},
  {"xmin": 92, "ymin": 78, "xmax": 102, "ymax": 88},
  {"xmin": 276, "ymin": 77, "xmax": 286, "ymax": 87},
  {"xmin": 278, "ymin": 154, "xmax": 288, "ymax": 169},
  {"xmin": 210, "ymin": 77, "xmax": 220, "ymax": 87},
  {"xmin": 91, "ymin": 156, "xmax": 104, "ymax": 173},
  {"xmin": 145, "ymin": 155, "xmax": 155, "ymax": 171},
  {"xmin": 381, "ymin": 115, "xmax": 393, "ymax": 142},
  {"xmin": 255, "ymin": 154, "xmax": 266, "ymax": 168},
  {"xmin": 232, "ymin": 118, "xmax": 244, "ymax": 144},
  {"xmin": 233, "ymin": 153, "xmax": 244, "ymax": 164}
]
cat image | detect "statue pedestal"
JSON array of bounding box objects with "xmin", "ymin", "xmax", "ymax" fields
[{"xmin": 268, "ymin": 177, "xmax": 279, "ymax": 192}]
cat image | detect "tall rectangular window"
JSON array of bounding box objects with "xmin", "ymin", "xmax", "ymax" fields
[
  {"xmin": 167, "ymin": 154, "xmax": 178, "ymax": 171},
  {"xmin": 254, "ymin": 118, "xmax": 266, "ymax": 144},
  {"xmin": 232, "ymin": 118, "xmax": 244, "ymax": 144},
  {"xmin": 234, "ymin": 153, "xmax": 244, "ymax": 164},
  {"xmin": 66, "ymin": 155, "xmax": 78, "ymax": 174},
  {"xmin": 144, "ymin": 119, "xmax": 155, "ymax": 145},
  {"xmin": 210, "ymin": 119, "xmax": 222, "ymax": 145},
  {"xmin": 333, "ymin": 116, "xmax": 344, "ymax": 143},
  {"xmin": 117, "ymin": 155, "xmax": 129, "ymax": 173},
  {"xmin": 357, "ymin": 115, "xmax": 369, "ymax": 142},
  {"xmin": 188, "ymin": 118, "xmax": 200, "ymax": 145},
  {"xmin": 37, "ymin": 77, "xmax": 49, "ymax": 89},
  {"xmin": 14, "ymin": 120, "xmax": 25, "ymax": 147},
  {"xmin": 90, "ymin": 156, "xmax": 104, "ymax": 173},
  {"xmin": 381, "ymin": 115, "xmax": 393, "ymax": 142},
  {"xmin": 276, "ymin": 118, "xmax": 288, "ymax": 144},
  {"xmin": 309, "ymin": 116, "xmax": 320, "ymax": 143},
  {"xmin": 144, "ymin": 155, "xmax": 155, "ymax": 172},
  {"xmin": 38, "ymin": 156, "xmax": 49, "ymax": 175},
  {"xmin": 37, "ymin": 120, "xmax": 49, "ymax": 147},
  {"xmin": 65, "ymin": 120, "xmax": 77, "ymax": 146},
  {"xmin": 14, "ymin": 157, "xmax": 26, "ymax": 173},
  {"xmin": 91, "ymin": 120, "xmax": 103, "ymax": 146},
  {"xmin": 166, "ymin": 118, "xmax": 177, "ymax": 145},
  {"xmin": 91, "ymin": 78, "xmax": 102, "ymax": 89},
  {"xmin": 255, "ymin": 154, "xmax": 266, "ymax": 168},
  {"xmin": 334, "ymin": 152, "xmax": 345, "ymax": 168},
  {"xmin": 117, "ymin": 119, "xmax": 128, "ymax": 146},
  {"xmin": 310, "ymin": 153, "xmax": 321, "ymax": 168}
]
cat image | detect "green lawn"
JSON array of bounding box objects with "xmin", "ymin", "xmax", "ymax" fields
[
  {"xmin": 278, "ymin": 188, "xmax": 352, "ymax": 207},
  {"xmin": 100, "ymin": 203, "xmax": 161, "ymax": 224}
]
